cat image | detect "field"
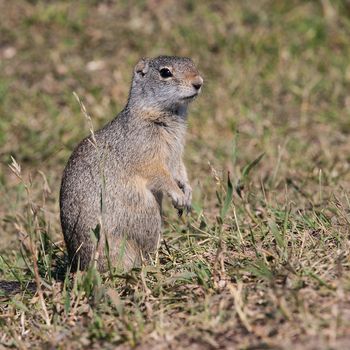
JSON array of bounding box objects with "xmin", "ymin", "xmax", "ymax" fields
[{"xmin": 1, "ymin": 0, "xmax": 350, "ymax": 349}]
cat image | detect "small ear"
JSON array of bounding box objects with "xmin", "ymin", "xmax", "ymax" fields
[{"xmin": 134, "ymin": 58, "xmax": 149, "ymax": 77}]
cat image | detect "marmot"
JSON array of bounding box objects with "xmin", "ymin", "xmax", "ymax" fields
[{"xmin": 60, "ymin": 56, "xmax": 203, "ymax": 271}]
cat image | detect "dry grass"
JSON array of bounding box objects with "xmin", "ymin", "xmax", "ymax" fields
[{"xmin": 1, "ymin": 0, "xmax": 350, "ymax": 349}]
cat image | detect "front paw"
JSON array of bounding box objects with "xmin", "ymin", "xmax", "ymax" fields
[
  {"xmin": 176, "ymin": 181, "xmax": 192, "ymax": 215},
  {"xmin": 170, "ymin": 190, "xmax": 187, "ymax": 211}
]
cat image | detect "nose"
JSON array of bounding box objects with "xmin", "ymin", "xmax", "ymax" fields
[{"xmin": 192, "ymin": 76, "xmax": 203, "ymax": 91}]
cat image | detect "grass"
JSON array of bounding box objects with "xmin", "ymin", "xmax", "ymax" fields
[{"xmin": 1, "ymin": 0, "xmax": 350, "ymax": 348}]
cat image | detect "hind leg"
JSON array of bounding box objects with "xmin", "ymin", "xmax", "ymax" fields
[{"xmin": 98, "ymin": 236, "xmax": 142, "ymax": 272}]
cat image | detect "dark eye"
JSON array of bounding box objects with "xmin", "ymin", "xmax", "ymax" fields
[{"xmin": 159, "ymin": 68, "xmax": 173, "ymax": 78}]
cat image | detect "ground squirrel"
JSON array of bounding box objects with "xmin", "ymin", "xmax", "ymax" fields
[{"xmin": 60, "ymin": 56, "xmax": 203, "ymax": 271}]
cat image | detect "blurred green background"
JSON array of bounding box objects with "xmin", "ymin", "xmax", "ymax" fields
[{"xmin": 1, "ymin": 0, "xmax": 350, "ymax": 254}]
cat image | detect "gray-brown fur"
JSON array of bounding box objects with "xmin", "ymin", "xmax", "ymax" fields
[{"xmin": 60, "ymin": 56, "xmax": 203, "ymax": 271}]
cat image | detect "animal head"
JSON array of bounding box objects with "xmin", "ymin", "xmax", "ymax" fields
[{"xmin": 129, "ymin": 56, "xmax": 203, "ymax": 112}]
